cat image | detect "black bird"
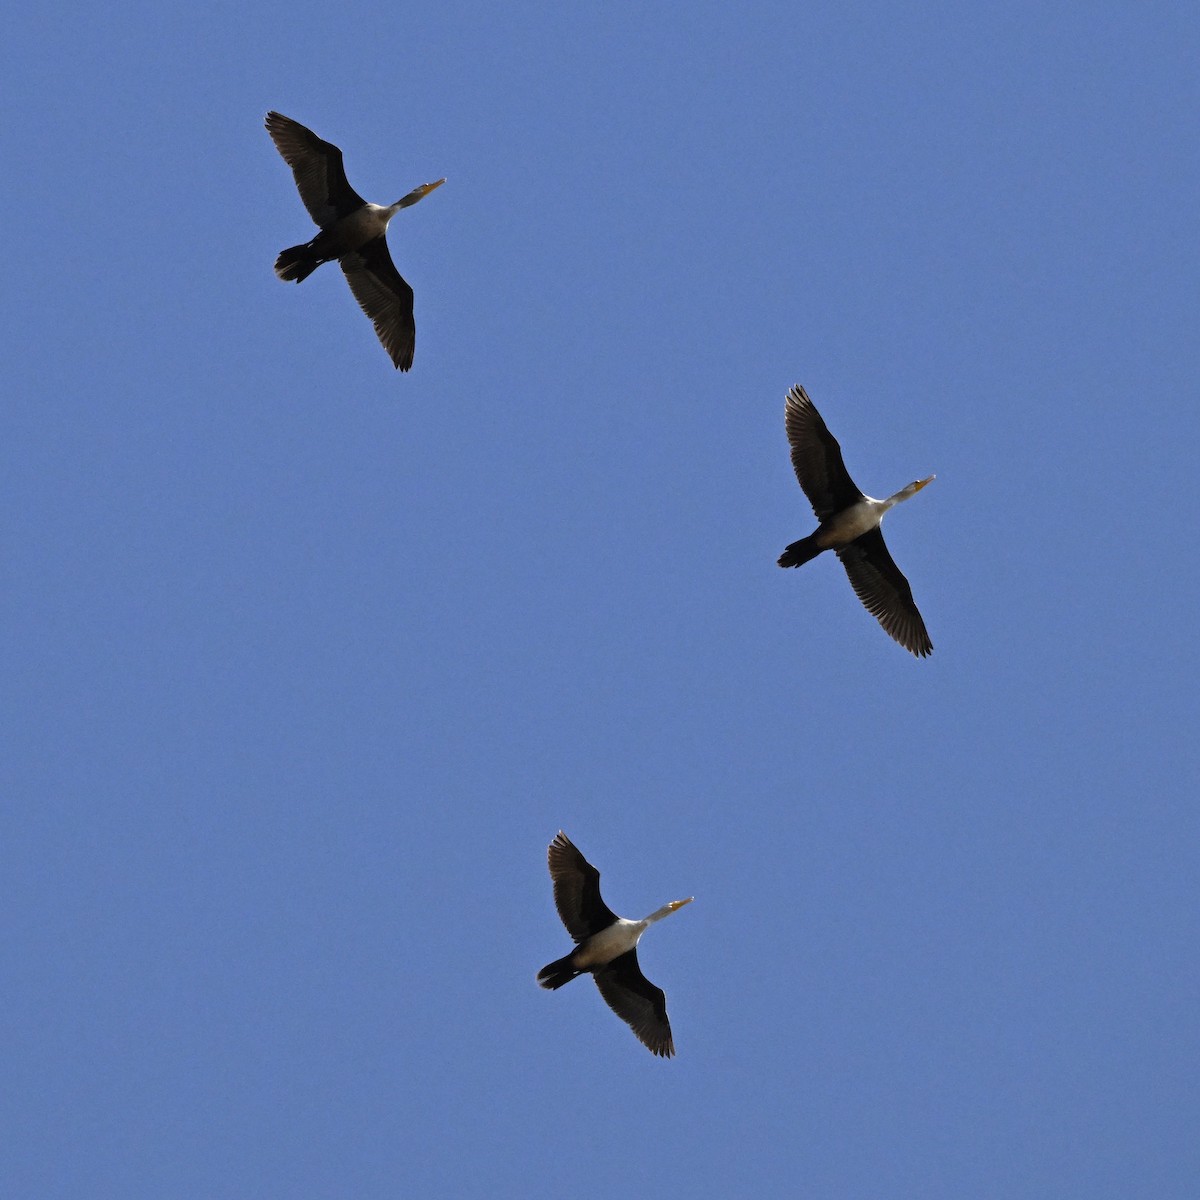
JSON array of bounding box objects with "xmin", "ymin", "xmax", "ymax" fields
[
  {"xmin": 266, "ymin": 111, "xmax": 444, "ymax": 370},
  {"xmin": 538, "ymin": 832, "xmax": 692, "ymax": 1057},
  {"xmin": 779, "ymin": 384, "xmax": 935, "ymax": 657}
]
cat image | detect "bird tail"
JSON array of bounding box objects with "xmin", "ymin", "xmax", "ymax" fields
[
  {"xmin": 537, "ymin": 954, "xmax": 582, "ymax": 990},
  {"xmin": 274, "ymin": 243, "xmax": 321, "ymax": 283},
  {"xmin": 778, "ymin": 534, "xmax": 822, "ymax": 568}
]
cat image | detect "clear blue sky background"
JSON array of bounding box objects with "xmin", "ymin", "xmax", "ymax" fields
[{"xmin": 4, "ymin": 3, "xmax": 1198, "ymax": 1197}]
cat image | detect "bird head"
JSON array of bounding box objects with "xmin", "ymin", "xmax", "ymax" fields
[
  {"xmin": 647, "ymin": 896, "xmax": 694, "ymax": 924},
  {"xmin": 396, "ymin": 178, "xmax": 446, "ymax": 208}
]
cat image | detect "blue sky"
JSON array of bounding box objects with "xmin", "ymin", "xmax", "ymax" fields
[{"xmin": 4, "ymin": 3, "xmax": 1198, "ymax": 1197}]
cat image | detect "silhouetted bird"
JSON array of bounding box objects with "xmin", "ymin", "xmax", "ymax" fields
[
  {"xmin": 779, "ymin": 385, "xmax": 934, "ymax": 656},
  {"xmin": 538, "ymin": 832, "xmax": 692, "ymax": 1057},
  {"xmin": 266, "ymin": 111, "xmax": 444, "ymax": 370}
]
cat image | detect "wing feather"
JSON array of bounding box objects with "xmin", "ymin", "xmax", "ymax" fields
[
  {"xmin": 338, "ymin": 238, "xmax": 417, "ymax": 371},
  {"xmin": 593, "ymin": 950, "xmax": 675, "ymax": 1057},
  {"xmin": 266, "ymin": 111, "xmax": 366, "ymax": 226},
  {"xmin": 837, "ymin": 528, "xmax": 933, "ymax": 657},
  {"xmin": 547, "ymin": 833, "xmax": 618, "ymax": 943},
  {"xmin": 785, "ymin": 385, "xmax": 865, "ymax": 520}
]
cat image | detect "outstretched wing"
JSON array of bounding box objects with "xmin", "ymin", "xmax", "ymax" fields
[
  {"xmin": 547, "ymin": 832, "xmax": 618, "ymax": 943},
  {"xmin": 593, "ymin": 950, "xmax": 675, "ymax": 1057},
  {"xmin": 338, "ymin": 238, "xmax": 417, "ymax": 371},
  {"xmin": 785, "ymin": 385, "xmax": 865, "ymax": 521},
  {"xmin": 837, "ymin": 527, "xmax": 933, "ymax": 657},
  {"xmin": 266, "ymin": 111, "xmax": 366, "ymax": 227}
]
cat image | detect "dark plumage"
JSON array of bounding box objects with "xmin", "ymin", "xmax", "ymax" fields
[
  {"xmin": 779, "ymin": 385, "xmax": 935, "ymax": 657},
  {"xmin": 538, "ymin": 832, "xmax": 692, "ymax": 1057},
  {"xmin": 266, "ymin": 111, "xmax": 444, "ymax": 370}
]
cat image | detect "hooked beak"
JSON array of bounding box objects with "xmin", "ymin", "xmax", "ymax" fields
[{"xmin": 397, "ymin": 178, "xmax": 446, "ymax": 208}]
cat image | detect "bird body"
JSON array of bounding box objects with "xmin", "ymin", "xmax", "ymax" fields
[
  {"xmin": 779, "ymin": 385, "xmax": 934, "ymax": 657},
  {"xmin": 569, "ymin": 917, "xmax": 646, "ymax": 968},
  {"xmin": 538, "ymin": 832, "xmax": 692, "ymax": 1057},
  {"xmin": 274, "ymin": 203, "xmax": 403, "ymax": 283},
  {"xmin": 819, "ymin": 495, "xmax": 892, "ymax": 545},
  {"xmin": 266, "ymin": 111, "xmax": 444, "ymax": 370},
  {"xmin": 312, "ymin": 203, "xmax": 399, "ymax": 256}
]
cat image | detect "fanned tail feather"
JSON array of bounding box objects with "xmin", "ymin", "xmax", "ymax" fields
[
  {"xmin": 274, "ymin": 243, "xmax": 321, "ymax": 283},
  {"xmin": 778, "ymin": 534, "xmax": 822, "ymax": 568},
  {"xmin": 537, "ymin": 954, "xmax": 582, "ymax": 990}
]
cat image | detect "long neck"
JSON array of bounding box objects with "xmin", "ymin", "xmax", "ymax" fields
[
  {"xmin": 360, "ymin": 202, "xmax": 401, "ymax": 237},
  {"xmin": 883, "ymin": 480, "xmax": 925, "ymax": 510},
  {"xmin": 642, "ymin": 902, "xmax": 680, "ymax": 926}
]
